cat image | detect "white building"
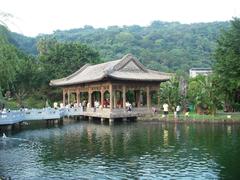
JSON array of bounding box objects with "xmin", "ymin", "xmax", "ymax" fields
[{"xmin": 189, "ymin": 68, "xmax": 212, "ymax": 78}]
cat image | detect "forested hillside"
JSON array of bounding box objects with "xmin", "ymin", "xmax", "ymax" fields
[
  {"xmin": 9, "ymin": 32, "xmax": 37, "ymax": 55},
  {"xmin": 0, "ymin": 24, "xmax": 101, "ymax": 108},
  {"xmin": 1, "ymin": 20, "xmax": 238, "ymax": 110},
  {"xmin": 11, "ymin": 21, "xmax": 230, "ymax": 72}
]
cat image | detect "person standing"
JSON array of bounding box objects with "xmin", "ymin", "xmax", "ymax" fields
[
  {"xmin": 163, "ymin": 103, "xmax": 169, "ymax": 117},
  {"xmin": 53, "ymin": 102, "xmax": 58, "ymax": 109},
  {"xmin": 176, "ymin": 105, "xmax": 181, "ymax": 118}
]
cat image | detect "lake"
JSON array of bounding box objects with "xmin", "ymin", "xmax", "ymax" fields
[{"xmin": 1, "ymin": 119, "xmax": 240, "ymax": 179}]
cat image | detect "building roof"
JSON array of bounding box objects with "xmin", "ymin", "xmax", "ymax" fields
[
  {"xmin": 190, "ymin": 68, "xmax": 212, "ymax": 71},
  {"xmin": 50, "ymin": 54, "xmax": 172, "ymax": 86}
]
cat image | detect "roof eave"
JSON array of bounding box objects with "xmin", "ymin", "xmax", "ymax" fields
[
  {"xmin": 49, "ymin": 75, "xmax": 108, "ymax": 87},
  {"xmin": 108, "ymin": 75, "xmax": 170, "ymax": 82}
]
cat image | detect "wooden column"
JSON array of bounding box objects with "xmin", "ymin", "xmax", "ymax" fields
[
  {"xmin": 123, "ymin": 85, "xmax": 126, "ymax": 109},
  {"xmin": 76, "ymin": 89, "xmax": 80, "ymax": 106},
  {"xmin": 67, "ymin": 89, "xmax": 70, "ymax": 105},
  {"xmin": 136, "ymin": 90, "xmax": 141, "ymax": 107},
  {"xmin": 63, "ymin": 89, "xmax": 66, "ymax": 106},
  {"xmin": 101, "ymin": 87, "xmax": 104, "ymax": 107},
  {"xmin": 157, "ymin": 94, "xmax": 160, "ymax": 107},
  {"xmin": 140, "ymin": 92, "xmax": 143, "ymax": 107},
  {"xmin": 88, "ymin": 88, "xmax": 92, "ymax": 108},
  {"xmin": 113, "ymin": 90, "xmax": 117, "ymax": 108},
  {"xmin": 158, "ymin": 83, "xmax": 161, "ymax": 106},
  {"xmin": 109, "ymin": 84, "xmax": 113, "ymax": 110},
  {"xmin": 146, "ymin": 86, "xmax": 150, "ymax": 108}
]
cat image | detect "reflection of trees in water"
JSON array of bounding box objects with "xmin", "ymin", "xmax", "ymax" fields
[{"xmin": 33, "ymin": 122, "xmax": 240, "ymax": 179}]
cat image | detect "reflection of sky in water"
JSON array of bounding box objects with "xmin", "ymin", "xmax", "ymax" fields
[{"xmin": 1, "ymin": 121, "xmax": 240, "ymax": 179}]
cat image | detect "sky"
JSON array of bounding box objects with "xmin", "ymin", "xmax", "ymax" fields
[{"xmin": 1, "ymin": 0, "xmax": 240, "ymax": 37}]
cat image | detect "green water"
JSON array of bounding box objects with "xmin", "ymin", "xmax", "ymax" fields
[{"xmin": 1, "ymin": 120, "xmax": 240, "ymax": 179}]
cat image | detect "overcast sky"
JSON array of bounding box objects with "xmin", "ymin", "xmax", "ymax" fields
[{"xmin": 1, "ymin": 0, "xmax": 240, "ymax": 37}]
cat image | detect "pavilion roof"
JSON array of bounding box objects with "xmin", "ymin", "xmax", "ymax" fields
[{"xmin": 50, "ymin": 54, "xmax": 172, "ymax": 86}]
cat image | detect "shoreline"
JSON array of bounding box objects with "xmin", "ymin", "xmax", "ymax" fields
[{"xmin": 138, "ymin": 114, "xmax": 240, "ymax": 124}]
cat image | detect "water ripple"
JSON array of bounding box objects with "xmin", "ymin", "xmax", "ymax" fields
[{"xmin": 1, "ymin": 122, "xmax": 240, "ymax": 179}]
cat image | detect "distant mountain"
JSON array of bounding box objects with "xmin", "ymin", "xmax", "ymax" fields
[
  {"xmin": 9, "ymin": 32, "xmax": 37, "ymax": 55},
  {"xmin": 8, "ymin": 21, "xmax": 230, "ymax": 72}
]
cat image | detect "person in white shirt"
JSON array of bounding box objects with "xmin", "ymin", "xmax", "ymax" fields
[
  {"xmin": 176, "ymin": 105, "xmax": 181, "ymax": 118},
  {"xmin": 53, "ymin": 102, "xmax": 58, "ymax": 109},
  {"xmin": 163, "ymin": 103, "xmax": 169, "ymax": 117},
  {"xmin": 60, "ymin": 103, "xmax": 64, "ymax": 108},
  {"xmin": 126, "ymin": 101, "xmax": 132, "ymax": 111}
]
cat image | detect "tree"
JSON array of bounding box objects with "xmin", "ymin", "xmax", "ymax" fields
[
  {"xmin": 0, "ymin": 26, "xmax": 19, "ymax": 90},
  {"xmin": 11, "ymin": 21, "xmax": 229, "ymax": 72},
  {"xmin": 214, "ymin": 17, "xmax": 240, "ymax": 111},
  {"xmin": 36, "ymin": 38, "xmax": 101, "ymax": 103},
  {"xmin": 159, "ymin": 77, "xmax": 181, "ymax": 112},
  {"xmin": 37, "ymin": 38, "xmax": 101, "ymax": 80},
  {"xmin": 187, "ymin": 75, "xmax": 220, "ymax": 115},
  {"xmin": 12, "ymin": 55, "xmax": 41, "ymax": 106}
]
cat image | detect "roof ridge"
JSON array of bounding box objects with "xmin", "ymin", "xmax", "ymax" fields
[{"xmin": 113, "ymin": 54, "xmax": 148, "ymax": 72}]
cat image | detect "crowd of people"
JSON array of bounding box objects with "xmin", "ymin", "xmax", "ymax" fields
[
  {"xmin": 161, "ymin": 102, "xmax": 190, "ymax": 118},
  {"xmin": 0, "ymin": 98, "xmax": 189, "ymax": 119},
  {"xmin": 47, "ymin": 99, "xmax": 188, "ymax": 118}
]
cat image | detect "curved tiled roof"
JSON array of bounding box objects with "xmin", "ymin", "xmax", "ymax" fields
[{"xmin": 50, "ymin": 54, "xmax": 171, "ymax": 86}]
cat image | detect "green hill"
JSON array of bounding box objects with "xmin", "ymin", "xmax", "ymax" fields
[{"xmin": 9, "ymin": 21, "xmax": 230, "ymax": 72}]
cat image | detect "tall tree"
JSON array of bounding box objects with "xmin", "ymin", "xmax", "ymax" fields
[
  {"xmin": 0, "ymin": 25, "xmax": 19, "ymax": 90},
  {"xmin": 12, "ymin": 54, "xmax": 41, "ymax": 106},
  {"xmin": 214, "ymin": 17, "xmax": 240, "ymax": 111},
  {"xmin": 36, "ymin": 38, "xmax": 101, "ymax": 103},
  {"xmin": 37, "ymin": 38, "xmax": 101, "ymax": 80}
]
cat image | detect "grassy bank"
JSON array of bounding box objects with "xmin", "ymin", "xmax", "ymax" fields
[{"xmin": 139, "ymin": 112, "xmax": 240, "ymax": 123}]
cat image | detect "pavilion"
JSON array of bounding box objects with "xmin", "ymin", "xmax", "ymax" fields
[{"xmin": 50, "ymin": 54, "xmax": 171, "ymax": 122}]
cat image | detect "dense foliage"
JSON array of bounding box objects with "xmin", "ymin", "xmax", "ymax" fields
[
  {"xmin": 159, "ymin": 75, "xmax": 221, "ymax": 115},
  {"xmin": 0, "ymin": 25, "xmax": 101, "ymax": 108},
  {"xmin": 187, "ymin": 75, "xmax": 220, "ymax": 114},
  {"xmin": 214, "ymin": 17, "xmax": 240, "ymax": 111},
  {"xmin": 1, "ymin": 18, "xmax": 239, "ymax": 113},
  {"xmin": 159, "ymin": 77, "xmax": 181, "ymax": 111},
  {"xmin": 37, "ymin": 37, "xmax": 101, "ymax": 80},
  {"xmin": 9, "ymin": 32, "xmax": 37, "ymax": 55},
  {"xmin": 158, "ymin": 18, "xmax": 240, "ymax": 114},
  {"xmin": 0, "ymin": 25, "xmax": 48, "ymax": 107},
  {"xmin": 12, "ymin": 21, "xmax": 230, "ymax": 72}
]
